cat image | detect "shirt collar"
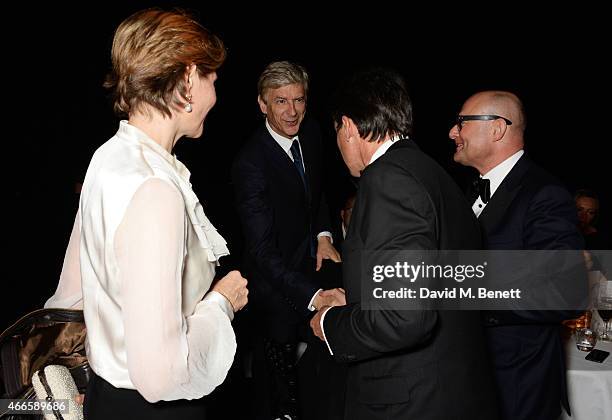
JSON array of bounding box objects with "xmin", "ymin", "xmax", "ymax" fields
[
  {"xmin": 369, "ymin": 135, "xmax": 402, "ymax": 165},
  {"xmin": 266, "ymin": 119, "xmax": 298, "ymax": 153},
  {"xmin": 117, "ymin": 120, "xmax": 191, "ymax": 181},
  {"xmin": 481, "ymin": 149, "xmax": 524, "ymax": 197}
]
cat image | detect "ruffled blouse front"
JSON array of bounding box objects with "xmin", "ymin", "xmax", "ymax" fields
[{"xmin": 46, "ymin": 121, "xmax": 236, "ymax": 402}]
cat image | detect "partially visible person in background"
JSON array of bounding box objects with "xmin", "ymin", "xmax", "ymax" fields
[
  {"xmin": 575, "ymin": 189, "xmax": 609, "ymax": 250},
  {"xmin": 574, "ymin": 190, "xmax": 609, "ymax": 320},
  {"xmin": 44, "ymin": 9, "xmax": 247, "ymax": 419},
  {"xmin": 340, "ymin": 193, "xmax": 356, "ymax": 239}
]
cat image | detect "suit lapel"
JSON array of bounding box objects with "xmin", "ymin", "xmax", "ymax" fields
[{"xmin": 479, "ymin": 154, "xmax": 531, "ymax": 233}]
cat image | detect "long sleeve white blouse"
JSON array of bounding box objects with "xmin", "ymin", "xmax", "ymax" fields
[{"xmin": 45, "ymin": 121, "xmax": 236, "ymax": 403}]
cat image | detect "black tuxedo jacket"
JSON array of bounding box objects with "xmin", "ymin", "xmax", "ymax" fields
[
  {"xmin": 232, "ymin": 118, "xmax": 331, "ymax": 331},
  {"xmin": 323, "ymin": 140, "xmax": 500, "ymax": 420},
  {"xmin": 476, "ymin": 154, "xmax": 584, "ymax": 420}
]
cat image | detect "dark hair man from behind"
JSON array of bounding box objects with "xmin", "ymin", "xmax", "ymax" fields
[
  {"xmin": 310, "ymin": 68, "xmax": 500, "ymax": 420},
  {"xmin": 330, "ymin": 67, "xmax": 413, "ymax": 144}
]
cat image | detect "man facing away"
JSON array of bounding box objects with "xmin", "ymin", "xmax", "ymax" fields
[
  {"xmin": 449, "ymin": 90, "xmax": 584, "ymax": 420},
  {"xmin": 232, "ymin": 61, "xmax": 344, "ymax": 420},
  {"xmin": 310, "ymin": 68, "xmax": 500, "ymax": 420}
]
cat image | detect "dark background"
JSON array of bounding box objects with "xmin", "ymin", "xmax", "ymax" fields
[{"xmin": 3, "ymin": 3, "xmax": 609, "ymax": 327}]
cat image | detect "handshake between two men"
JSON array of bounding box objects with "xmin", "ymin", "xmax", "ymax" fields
[
  {"xmin": 310, "ymin": 235, "xmax": 346, "ymax": 341},
  {"xmin": 310, "ymin": 288, "xmax": 345, "ymax": 342}
]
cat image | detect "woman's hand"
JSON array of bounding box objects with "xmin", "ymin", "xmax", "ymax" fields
[{"xmin": 212, "ymin": 270, "xmax": 248, "ymax": 312}]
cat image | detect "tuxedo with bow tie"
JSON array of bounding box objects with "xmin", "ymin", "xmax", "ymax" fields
[
  {"xmin": 472, "ymin": 153, "xmax": 584, "ymax": 420},
  {"xmin": 472, "ymin": 177, "xmax": 491, "ymax": 203}
]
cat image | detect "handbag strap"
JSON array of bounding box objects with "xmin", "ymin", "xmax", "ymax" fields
[{"xmin": 38, "ymin": 368, "xmax": 65, "ymax": 420}]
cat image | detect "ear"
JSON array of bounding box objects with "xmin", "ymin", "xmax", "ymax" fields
[
  {"xmin": 257, "ymin": 95, "xmax": 267, "ymax": 115},
  {"xmin": 186, "ymin": 64, "xmax": 197, "ymax": 83},
  {"xmin": 342, "ymin": 116, "xmax": 358, "ymax": 141},
  {"xmin": 185, "ymin": 64, "xmax": 197, "ymax": 93},
  {"xmin": 491, "ymin": 119, "xmax": 508, "ymax": 142}
]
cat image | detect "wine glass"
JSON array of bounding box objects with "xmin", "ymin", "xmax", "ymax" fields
[{"xmin": 596, "ymin": 282, "xmax": 612, "ymax": 341}]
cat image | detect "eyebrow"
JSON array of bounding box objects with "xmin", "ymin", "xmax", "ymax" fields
[{"xmin": 273, "ymin": 96, "xmax": 305, "ymax": 101}]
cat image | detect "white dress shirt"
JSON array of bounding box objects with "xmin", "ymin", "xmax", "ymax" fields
[
  {"xmin": 472, "ymin": 150, "xmax": 524, "ymax": 217},
  {"xmin": 368, "ymin": 135, "xmax": 401, "ymax": 164},
  {"xmin": 45, "ymin": 121, "xmax": 236, "ymax": 402}
]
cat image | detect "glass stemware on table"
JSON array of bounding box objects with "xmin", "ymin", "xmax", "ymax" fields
[{"xmin": 595, "ymin": 281, "xmax": 612, "ymax": 341}]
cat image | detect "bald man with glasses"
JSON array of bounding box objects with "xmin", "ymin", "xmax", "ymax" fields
[{"xmin": 449, "ymin": 91, "xmax": 585, "ymax": 420}]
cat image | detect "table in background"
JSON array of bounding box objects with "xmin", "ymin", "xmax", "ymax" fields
[{"xmin": 561, "ymin": 339, "xmax": 612, "ymax": 420}]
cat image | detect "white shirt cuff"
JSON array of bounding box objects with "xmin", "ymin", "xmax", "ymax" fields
[
  {"xmin": 317, "ymin": 231, "xmax": 333, "ymax": 243},
  {"xmin": 308, "ymin": 289, "xmax": 323, "ymax": 311},
  {"xmin": 204, "ymin": 291, "xmax": 234, "ymax": 321},
  {"xmin": 320, "ymin": 307, "xmax": 334, "ymax": 355}
]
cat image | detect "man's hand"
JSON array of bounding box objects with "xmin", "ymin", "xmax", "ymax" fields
[
  {"xmin": 316, "ymin": 236, "xmax": 341, "ymax": 271},
  {"xmin": 310, "ymin": 305, "xmax": 330, "ymax": 341},
  {"xmin": 312, "ymin": 288, "xmax": 346, "ymax": 310}
]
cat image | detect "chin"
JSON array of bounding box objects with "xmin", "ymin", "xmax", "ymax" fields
[
  {"xmin": 185, "ymin": 131, "xmax": 202, "ymax": 139},
  {"xmin": 283, "ymin": 126, "xmax": 299, "ymax": 137},
  {"xmin": 191, "ymin": 125, "xmax": 204, "ymax": 139},
  {"xmin": 452, "ymin": 153, "xmax": 464, "ymax": 164}
]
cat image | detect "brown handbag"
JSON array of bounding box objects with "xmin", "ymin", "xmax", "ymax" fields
[{"xmin": 0, "ymin": 308, "xmax": 90, "ymax": 419}]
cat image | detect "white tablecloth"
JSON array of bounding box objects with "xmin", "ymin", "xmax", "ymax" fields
[{"xmin": 561, "ymin": 338, "xmax": 612, "ymax": 420}]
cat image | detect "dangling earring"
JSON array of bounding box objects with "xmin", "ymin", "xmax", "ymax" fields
[{"xmin": 184, "ymin": 94, "xmax": 193, "ymax": 113}]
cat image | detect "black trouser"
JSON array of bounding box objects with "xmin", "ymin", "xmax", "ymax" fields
[
  {"xmin": 263, "ymin": 338, "xmax": 300, "ymax": 419},
  {"xmin": 84, "ymin": 372, "xmax": 206, "ymax": 420}
]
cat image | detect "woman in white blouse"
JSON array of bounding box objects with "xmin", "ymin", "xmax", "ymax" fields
[{"xmin": 45, "ymin": 8, "xmax": 248, "ymax": 419}]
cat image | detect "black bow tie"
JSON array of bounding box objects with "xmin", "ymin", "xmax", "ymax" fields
[{"xmin": 473, "ymin": 177, "xmax": 491, "ymax": 204}]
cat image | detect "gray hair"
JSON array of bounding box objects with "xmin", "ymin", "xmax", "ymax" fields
[{"xmin": 257, "ymin": 61, "xmax": 309, "ymax": 101}]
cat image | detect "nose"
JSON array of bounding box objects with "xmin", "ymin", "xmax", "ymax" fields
[
  {"xmin": 449, "ymin": 124, "xmax": 460, "ymax": 140},
  {"xmin": 287, "ymin": 101, "xmax": 297, "ymax": 116}
]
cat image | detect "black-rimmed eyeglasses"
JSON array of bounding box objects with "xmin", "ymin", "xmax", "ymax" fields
[{"xmin": 455, "ymin": 115, "xmax": 512, "ymax": 131}]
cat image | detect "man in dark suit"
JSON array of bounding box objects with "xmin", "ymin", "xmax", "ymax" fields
[
  {"xmin": 310, "ymin": 69, "xmax": 500, "ymax": 420},
  {"xmin": 449, "ymin": 90, "xmax": 584, "ymax": 420},
  {"xmin": 232, "ymin": 61, "xmax": 343, "ymax": 420}
]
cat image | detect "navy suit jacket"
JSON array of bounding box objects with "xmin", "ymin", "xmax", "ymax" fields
[
  {"xmin": 232, "ymin": 118, "xmax": 331, "ymax": 329},
  {"xmin": 477, "ymin": 153, "xmax": 584, "ymax": 420}
]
